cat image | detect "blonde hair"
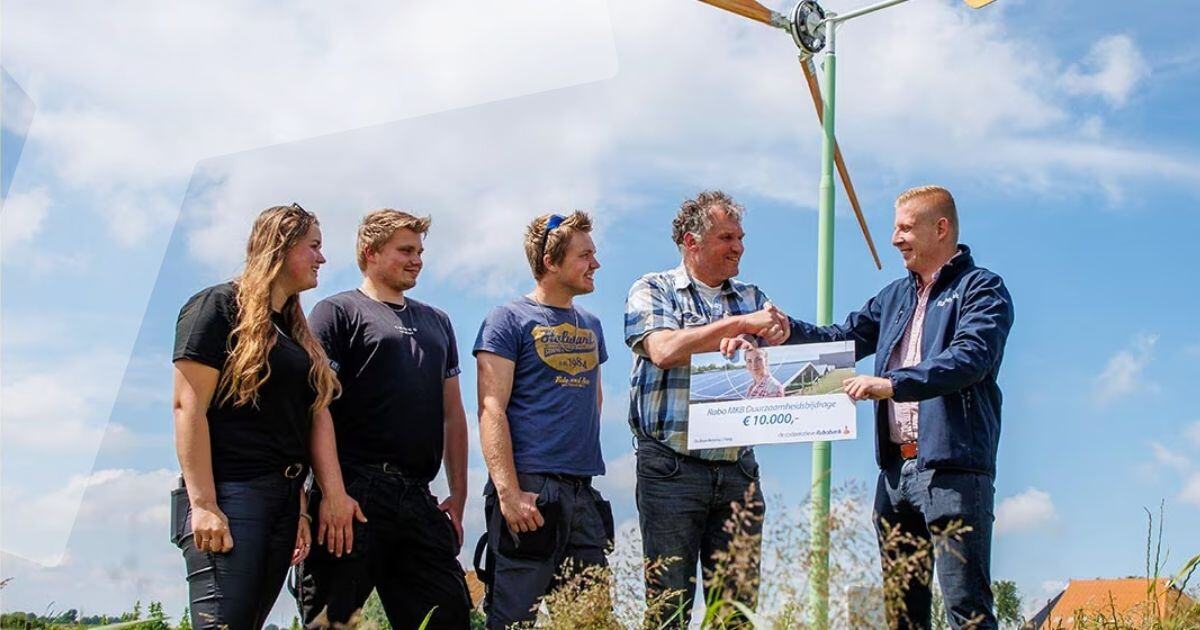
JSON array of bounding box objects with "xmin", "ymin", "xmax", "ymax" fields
[
  {"xmin": 895, "ymin": 185, "xmax": 958, "ymax": 235},
  {"xmin": 219, "ymin": 204, "xmax": 340, "ymax": 413},
  {"xmin": 523, "ymin": 211, "xmax": 593, "ymax": 279},
  {"xmin": 356, "ymin": 209, "xmax": 432, "ymax": 271}
]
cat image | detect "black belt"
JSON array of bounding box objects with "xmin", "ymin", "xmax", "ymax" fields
[
  {"xmin": 361, "ymin": 462, "xmax": 431, "ymax": 484},
  {"xmin": 542, "ymin": 472, "xmax": 593, "ymax": 487}
]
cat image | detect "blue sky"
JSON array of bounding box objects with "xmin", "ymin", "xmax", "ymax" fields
[{"xmin": 3, "ymin": 0, "xmax": 1199, "ymax": 623}]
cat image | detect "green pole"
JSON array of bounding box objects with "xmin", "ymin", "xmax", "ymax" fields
[{"xmin": 808, "ymin": 45, "xmax": 837, "ymax": 630}]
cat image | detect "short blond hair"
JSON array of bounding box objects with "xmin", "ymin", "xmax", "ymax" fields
[
  {"xmin": 356, "ymin": 209, "xmax": 431, "ymax": 271},
  {"xmin": 895, "ymin": 185, "xmax": 958, "ymax": 235},
  {"xmin": 523, "ymin": 211, "xmax": 593, "ymax": 279}
]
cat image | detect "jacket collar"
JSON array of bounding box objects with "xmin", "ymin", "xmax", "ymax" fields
[{"xmin": 907, "ymin": 244, "xmax": 974, "ymax": 289}]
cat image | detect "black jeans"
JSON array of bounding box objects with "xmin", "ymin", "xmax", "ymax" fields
[
  {"xmin": 875, "ymin": 458, "xmax": 997, "ymax": 630},
  {"xmin": 174, "ymin": 470, "xmax": 305, "ymax": 630},
  {"xmin": 481, "ymin": 473, "xmax": 614, "ymax": 630},
  {"xmin": 635, "ymin": 439, "xmax": 764, "ymax": 628},
  {"xmin": 296, "ymin": 465, "xmax": 471, "ymax": 629}
]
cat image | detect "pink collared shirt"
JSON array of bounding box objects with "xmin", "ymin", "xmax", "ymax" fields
[{"xmin": 886, "ymin": 272, "xmax": 939, "ymax": 444}]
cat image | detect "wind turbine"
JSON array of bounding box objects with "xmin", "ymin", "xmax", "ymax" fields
[{"xmin": 694, "ymin": 0, "xmax": 999, "ymax": 627}]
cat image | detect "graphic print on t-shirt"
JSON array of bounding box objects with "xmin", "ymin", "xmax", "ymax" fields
[{"xmin": 532, "ymin": 322, "xmax": 599, "ymax": 382}]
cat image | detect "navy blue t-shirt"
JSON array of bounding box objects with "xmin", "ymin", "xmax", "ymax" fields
[
  {"xmin": 309, "ymin": 290, "xmax": 460, "ymax": 481},
  {"xmin": 473, "ymin": 297, "xmax": 607, "ymax": 476}
]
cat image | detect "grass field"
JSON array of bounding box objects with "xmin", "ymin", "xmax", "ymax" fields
[{"xmin": 789, "ymin": 367, "xmax": 856, "ymax": 396}]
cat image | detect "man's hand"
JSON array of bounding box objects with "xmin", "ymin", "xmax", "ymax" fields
[
  {"xmin": 438, "ymin": 494, "xmax": 466, "ymax": 549},
  {"xmin": 498, "ymin": 488, "xmax": 543, "ymax": 534},
  {"xmin": 739, "ymin": 302, "xmax": 791, "ymax": 346},
  {"xmin": 719, "ymin": 335, "xmax": 757, "ymax": 358},
  {"xmin": 842, "ymin": 375, "xmax": 894, "ymax": 401},
  {"xmin": 291, "ymin": 516, "xmax": 312, "ymax": 566},
  {"xmin": 317, "ymin": 490, "xmax": 368, "ymax": 557},
  {"xmin": 191, "ymin": 503, "xmax": 234, "ymax": 553}
]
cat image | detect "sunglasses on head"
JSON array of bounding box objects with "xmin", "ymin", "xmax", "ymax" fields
[{"xmin": 537, "ymin": 214, "xmax": 566, "ymax": 271}]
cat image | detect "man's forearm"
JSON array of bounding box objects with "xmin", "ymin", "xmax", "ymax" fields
[
  {"xmin": 479, "ymin": 408, "xmax": 521, "ymax": 496},
  {"xmin": 443, "ymin": 412, "xmax": 469, "ymax": 500},
  {"xmin": 645, "ymin": 316, "xmax": 747, "ymax": 369}
]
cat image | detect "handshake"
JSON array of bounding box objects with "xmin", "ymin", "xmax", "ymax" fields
[{"xmin": 721, "ymin": 302, "xmax": 791, "ymax": 354}]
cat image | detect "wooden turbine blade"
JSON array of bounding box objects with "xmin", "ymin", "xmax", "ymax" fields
[
  {"xmin": 962, "ymin": 0, "xmax": 998, "ymax": 7},
  {"xmin": 695, "ymin": 0, "xmax": 784, "ymax": 27},
  {"xmin": 800, "ymin": 56, "xmax": 883, "ymax": 270}
]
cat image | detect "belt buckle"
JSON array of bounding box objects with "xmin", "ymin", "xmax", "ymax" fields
[
  {"xmin": 899, "ymin": 442, "xmax": 919, "ymax": 460},
  {"xmin": 283, "ymin": 463, "xmax": 304, "ymax": 479},
  {"xmin": 381, "ymin": 462, "xmax": 401, "ymax": 475}
]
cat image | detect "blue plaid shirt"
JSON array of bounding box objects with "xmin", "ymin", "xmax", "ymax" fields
[{"xmin": 624, "ymin": 264, "xmax": 771, "ymax": 461}]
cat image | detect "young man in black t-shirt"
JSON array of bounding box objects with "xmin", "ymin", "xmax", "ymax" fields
[{"xmin": 296, "ymin": 210, "xmax": 471, "ymax": 629}]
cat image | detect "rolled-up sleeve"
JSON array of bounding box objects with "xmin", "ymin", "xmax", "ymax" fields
[{"xmin": 624, "ymin": 275, "xmax": 679, "ymax": 357}]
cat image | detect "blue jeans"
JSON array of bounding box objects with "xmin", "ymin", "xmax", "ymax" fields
[
  {"xmin": 635, "ymin": 439, "xmax": 764, "ymax": 628},
  {"xmin": 875, "ymin": 458, "xmax": 997, "ymax": 630},
  {"xmin": 175, "ymin": 471, "xmax": 305, "ymax": 630}
]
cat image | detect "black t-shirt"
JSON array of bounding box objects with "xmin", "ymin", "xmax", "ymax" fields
[
  {"xmin": 173, "ymin": 282, "xmax": 317, "ymax": 482},
  {"xmin": 308, "ymin": 290, "xmax": 460, "ymax": 480}
]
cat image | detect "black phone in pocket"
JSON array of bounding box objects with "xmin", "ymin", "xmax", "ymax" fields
[{"xmin": 169, "ymin": 480, "xmax": 190, "ymax": 547}]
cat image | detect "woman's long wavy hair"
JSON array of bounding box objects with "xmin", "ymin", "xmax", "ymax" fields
[{"xmin": 217, "ymin": 204, "xmax": 340, "ymax": 413}]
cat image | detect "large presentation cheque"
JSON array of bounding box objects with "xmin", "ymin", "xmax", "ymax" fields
[{"xmin": 686, "ymin": 340, "xmax": 859, "ymax": 449}]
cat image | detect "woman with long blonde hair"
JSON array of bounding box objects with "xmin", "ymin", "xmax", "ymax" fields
[{"xmin": 170, "ymin": 204, "xmax": 349, "ymax": 629}]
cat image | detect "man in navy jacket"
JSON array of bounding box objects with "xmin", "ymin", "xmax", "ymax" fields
[{"xmin": 744, "ymin": 185, "xmax": 1014, "ymax": 629}]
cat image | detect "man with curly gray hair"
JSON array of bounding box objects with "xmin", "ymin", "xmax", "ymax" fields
[{"xmin": 624, "ymin": 189, "xmax": 794, "ymax": 625}]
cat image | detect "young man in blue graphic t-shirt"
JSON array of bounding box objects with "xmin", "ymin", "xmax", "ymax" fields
[{"xmin": 473, "ymin": 211, "xmax": 613, "ymax": 629}]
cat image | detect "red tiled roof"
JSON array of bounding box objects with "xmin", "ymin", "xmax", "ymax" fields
[{"xmin": 1039, "ymin": 578, "xmax": 1196, "ymax": 629}]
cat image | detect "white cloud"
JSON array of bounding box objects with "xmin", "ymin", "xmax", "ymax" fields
[
  {"xmin": 1184, "ymin": 421, "xmax": 1200, "ymax": 449},
  {"xmin": 0, "ymin": 468, "xmax": 198, "ymax": 619},
  {"xmin": 594, "ymin": 450, "xmax": 637, "ymax": 500},
  {"xmin": 1061, "ymin": 35, "xmax": 1150, "ymax": 107},
  {"xmin": 1040, "ymin": 579, "xmax": 1068, "ymax": 595},
  {"xmin": 1180, "ymin": 474, "xmax": 1200, "ymax": 508},
  {"xmin": 995, "ymin": 487, "xmax": 1057, "ymax": 535},
  {"xmin": 0, "ymin": 351, "xmax": 136, "ymax": 560},
  {"xmin": 0, "ymin": 187, "xmax": 51, "ymax": 246},
  {"xmin": 1150, "ymin": 442, "xmax": 1191, "ymax": 474},
  {"xmin": 3, "ymin": 1, "xmax": 618, "ymax": 242},
  {"xmin": 1094, "ymin": 333, "xmax": 1158, "ymax": 403}
]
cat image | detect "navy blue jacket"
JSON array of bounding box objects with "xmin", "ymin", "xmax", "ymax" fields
[{"xmin": 788, "ymin": 245, "xmax": 1014, "ymax": 476}]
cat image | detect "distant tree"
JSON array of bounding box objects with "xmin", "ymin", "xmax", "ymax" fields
[
  {"xmin": 264, "ymin": 624, "xmax": 280, "ymax": 630},
  {"xmin": 120, "ymin": 600, "xmax": 144, "ymax": 622},
  {"xmin": 54, "ymin": 608, "xmax": 78, "ymax": 624},
  {"xmin": 178, "ymin": 606, "xmax": 193, "ymax": 630},
  {"xmin": 993, "ymin": 580, "xmax": 1023, "ymax": 628},
  {"xmin": 289, "ymin": 615, "xmax": 303, "ymax": 630},
  {"xmin": 143, "ymin": 601, "xmax": 169, "ymax": 630}
]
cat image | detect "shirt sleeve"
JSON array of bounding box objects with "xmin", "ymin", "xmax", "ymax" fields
[
  {"xmin": 887, "ymin": 271, "xmax": 1014, "ymax": 402},
  {"xmin": 308, "ymin": 298, "xmax": 347, "ymax": 375},
  {"xmin": 173, "ymin": 286, "xmax": 234, "ymax": 370},
  {"xmin": 594, "ymin": 314, "xmax": 608, "ymax": 365},
  {"xmin": 473, "ymin": 305, "xmax": 520, "ymax": 362},
  {"xmin": 624, "ymin": 275, "xmax": 680, "ymax": 357},
  {"xmin": 443, "ymin": 313, "xmax": 462, "ymax": 378}
]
